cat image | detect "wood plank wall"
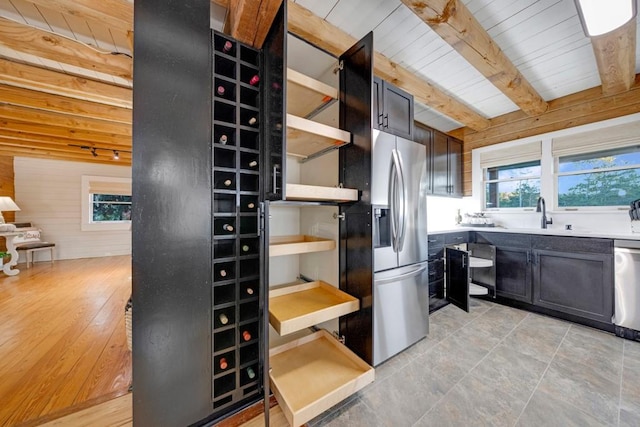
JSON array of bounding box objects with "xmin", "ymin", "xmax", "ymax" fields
[{"xmin": 0, "ymin": 155, "xmax": 14, "ymax": 252}]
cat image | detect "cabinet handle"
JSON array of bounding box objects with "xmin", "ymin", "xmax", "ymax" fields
[
  {"xmin": 383, "ymin": 114, "xmax": 389, "ymax": 128},
  {"xmin": 527, "ymin": 252, "xmax": 531, "ymax": 264}
]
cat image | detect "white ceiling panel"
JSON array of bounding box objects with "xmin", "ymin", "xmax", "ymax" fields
[
  {"xmin": 293, "ymin": 0, "xmax": 340, "ymax": 20},
  {"xmin": 326, "ymin": 0, "xmax": 402, "ymax": 40}
]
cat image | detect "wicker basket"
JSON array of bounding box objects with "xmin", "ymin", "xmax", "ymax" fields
[{"xmin": 125, "ymin": 298, "xmax": 132, "ymax": 352}]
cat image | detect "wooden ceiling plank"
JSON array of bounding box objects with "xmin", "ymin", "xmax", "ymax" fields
[
  {"xmin": 19, "ymin": 0, "xmax": 132, "ymax": 33},
  {"xmin": 0, "ymin": 119, "xmax": 131, "ymax": 146},
  {"xmin": 287, "ymin": 0, "xmax": 490, "ymax": 131},
  {"xmin": 0, "ymin": 104, "xmax": 131, "ymax": 136},
  {"xmin": 0, "ymin": 83, "xmax": 131, "ymax": 124},
  {"xmin": 0, "ymin": 146, "xmax": 130, "ymax": 165},
  {"xmin": 0, "ymin": 16, "xmax": 132, "ymax": 80},
  {"xmin": 0, "ymin": 128, "xmax": 131, "ymax": 150},
  {"xmin": 463, "ymin": 74, "xmax": 640, "ymax": 148},
  {"xmin": 591, "ymin": 20, "xmax": 637, "ymax": 96},
  {"xmin": 0, "ymin": 59, "xmax": 132, "ymax": 108},
  {"xmin": 0, "ymin": 137, "xmax": 131, "ymax": 158},
  {"xmin": 400, "ymin": 0, "xmax": 548, "ymax": 116}
]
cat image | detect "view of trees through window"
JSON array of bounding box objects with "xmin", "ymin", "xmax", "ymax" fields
[
  {"xmin": 92, "ymin": 194, "xmax": 132, "ymax": 222},
  {"xmin": 484, "ymin": 161, "xmax": 540, "ymax": 209},
  {"xmin": 558, "ymin": 147, "xmax": 640, "ymax": 207}
]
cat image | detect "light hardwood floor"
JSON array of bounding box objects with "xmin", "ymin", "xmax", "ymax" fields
[{"xmin": 0, "ymin": 256, "xmax": 132, "ymax": 426}]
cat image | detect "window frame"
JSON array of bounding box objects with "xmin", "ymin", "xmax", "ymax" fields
[
  {"xmin": 81, "ymin": 175, "xmax": 132, "ymax": 231},
  {"xmin": 483, "ymin": 160, "xmax": 542, "ymax": 211},
  {"xmin": 554, "ymin": 146, "xmax": 640, "ymax": 211}
]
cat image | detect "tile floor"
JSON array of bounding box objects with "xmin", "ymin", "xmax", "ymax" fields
[{"xmin": 309, "ymin": 299, "xmax": 640, "ymax": 427}]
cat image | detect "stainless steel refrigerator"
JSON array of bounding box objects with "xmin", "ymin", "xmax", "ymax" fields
[{"xmin": 371, "ymin": 129, "xmax": 429, "ymax": 366}]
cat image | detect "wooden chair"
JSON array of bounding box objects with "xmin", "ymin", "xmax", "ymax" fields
[{"xmin": 12, "ymin": 224, "xmax": 55, "ymax": 268}]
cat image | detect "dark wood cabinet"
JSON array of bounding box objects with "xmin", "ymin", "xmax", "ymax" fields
[
  {"xmin": 495, "ymin": 246, "xmax": 532, "ymax": 303},
  {"xmin": 373, "ymin": 76, "xmax": 413, "ymax": 140},
  {"xmin": 432, "ymin": 130, "xmax": 463, "ymax": 197},
  {"xmin": 531, "ymin": 237, "xmax": 613, "ymax": 324}
]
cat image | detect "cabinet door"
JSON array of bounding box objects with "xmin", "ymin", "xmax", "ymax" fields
[
  {"xmin": 413, "ymin": 122, "xmax": 433, "ymax": 193},
  {"xmin": 533, "ymin": 250, "xmax": 614, "ymax": 324},
  {"xmin": 262, "ymin": 5, "xmax": 287, "ymax": 200},
  {"xmin": 448, "ymin": 137, "xmax": 463, "ymax": 197},
  {"xmin": 381, "ymin": 81, "xmax": 414, "ymax": 139},
  {"xmin": 495, "ymin": 246, "xmax": 532, "ymax": 303},
  {"xmin": 445, "ymin": 247, "xmax": 469, "ymax": 312},
  {"xmin": 432, "ymin": 131, "xmax": 449, "ymax": 195},
  {"xmin": 373, "ymin": 77, "xmax": 383, "ymax": 130}
]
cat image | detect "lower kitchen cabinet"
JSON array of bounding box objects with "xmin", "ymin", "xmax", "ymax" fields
[
  {"xmin": 533, "ymin": 249, "xmax": 613, "ymax": 324},
  {"xmin": 495, "ymin": 246, "xmax": 532, "ymax": 303}
]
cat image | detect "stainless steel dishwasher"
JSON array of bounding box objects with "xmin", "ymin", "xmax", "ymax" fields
[{"xmin": 614, "ymin": 240, "xmax": 640, "ymax": 340}]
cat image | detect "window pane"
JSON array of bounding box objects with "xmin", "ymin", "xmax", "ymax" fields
[
  {"xmin": 92, "ymin": 202, "xmax": 132, "ymax": 221},
  {"xmin": 559, "ymin": 146, "xmax": 640, "ymax": 173},
  {"xmin": 558, "ymin": 168, "xmax": 640, "ymax": 207},
  {"xmin": 485, "ymin": 179, "xmax": 540, "ymax": 209},
  {"xmin": 486, "ymin": 161, "xmax": 540, "ymax": 180}
]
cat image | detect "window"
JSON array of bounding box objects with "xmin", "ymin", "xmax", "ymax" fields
[
  {"xmin": 557, "ymin": 146, "xmax": 640, "ymax": 208},
  {"xmin": 484, "ymin": 161, "xmax": 541, "ymax": 209},
  {"xmin": 81, "ymin": 176, "xmax": 132, "ymax": 231}
]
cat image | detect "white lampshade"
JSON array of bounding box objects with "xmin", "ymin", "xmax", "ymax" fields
[
  {"xmin": 0, "ymin": 196, "xmax": 20, "ymax": 224},
  {"xmin": 575, "ymin": 0, "xmax": 637, "ymax": 37}
]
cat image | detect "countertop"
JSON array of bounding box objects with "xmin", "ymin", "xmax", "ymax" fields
[{"xmin": 428, "ymin": 226, "xmax": 640, "ymax": 241}]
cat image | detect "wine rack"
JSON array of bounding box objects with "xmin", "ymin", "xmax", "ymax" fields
[{"xmin": 211, "ymin": 31, "xmax": 262, "ymax": 413}]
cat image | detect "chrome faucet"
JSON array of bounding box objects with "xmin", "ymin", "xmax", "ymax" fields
[{"xmin": 536, "ymin": 197, "xmax": 553, "ymax": 229}]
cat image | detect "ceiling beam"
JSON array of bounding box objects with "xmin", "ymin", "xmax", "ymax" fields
[
  {"xmin": 0, "ymin": 137, "xmax": 132, "ymax": 159},
  {"xmin": 18, "ymin": 0, "xmax": 132, "ymax": 33},
  {"xmin": 400, "ymin": 0, "xmax": 548, "ymax": 116},
  {"xmin": 0, "ymin": 145, "xmax": 130, "ymax": 165},
  {"xmin": 0, "ymin": 84, "xmax": 131, "ymax": 124},
  {"xmin": 0, "ymin": 104, "xmax": 131, "ymax": 136},
  {"xmin": 590, "ymin": 19, "xmax": 637, "ymax": 96},
  {"xmin": 287, "ymin": 1, "xmax": 490, "ymax": 131},
  {"xmin": 228, "ymin": 0, "xmax": 282, "ymax": 48},
  {"xmin": 0, "ymin": 16, "xmax": 132, "ymax": 80},
  {"xmin": 0, "ymin": 59, "xmax": 131, "ymax": 108}
]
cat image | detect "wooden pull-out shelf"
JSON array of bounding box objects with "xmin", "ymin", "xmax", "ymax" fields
[
  {"xmin": 287, "ymin": 68, "xmax": 338, "ymax": 118},
  {"xmin": 469, "ymin": 256, "xmax": 493, "ymax": 268},
  {"xmin": 269, "ymin": 235, "xmax": 335, "ymax": 257},
  {"xmin": 269, "ymin": 281, "xmax": 359, "ymax": 335},
  {"xmin": 285, "ymin": 183, "xmax": 358, "ymax": 202},
  {"xmin": 270, "ymin": 329, "xmax": 375, "ymax": 427},
  {"xmin": 286, "ymin": 114, "xmax": 351, "ymax": 159}
]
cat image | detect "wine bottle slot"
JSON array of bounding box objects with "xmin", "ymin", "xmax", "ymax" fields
[
  {"xmin": 248, "ymin": 160, "xmax": 258, "ymax": 168},
  {"xmin": 246, "ymin": 287, "xmax": 254, "ymax": 295},
  {"xmin": 246, "ymin": 367, "xmax": 255, "ymax": 379},
  {"xmin": 242, "ymin": 245, "xmax": 250, "ymax": 252},
  {"xmin": 247, "ymin": 202, "xmax": 255, "ymax": 209},
  {"xmin": 249, "ymin": 75, "xmax": 260, "ymax": 86},
  {"xmin": 222, "ymin": 40, "xmax": 232, "ymax": 53},
  {"xmin": 219, "ymin": 313, "xmax": 229, "ymax": 325},
  {"xmin": 216, "ymin": 85, "xmax": 225, "ymax": 96},
  {"xmin": 216, "ymin": 178, "xmax": 233, "ymax": 187},
  {"xmin": 218, "ymin": 135, "xmax": 228, "ymax": 145},
  {"xmin": 219, "ymin": 269, "xmax": 227, "ymax": 278},
  {"xmin": 222, "ymin": 223, "xmax": 234, "ymax": 232},
  {"xmin": 242, "ymin": 330, "xmax": 251, "ymax": 341},
  {"xmin": 248, "ymin": 117, "xmax": 257, "ymax": 126},
  {"xmin": 219, "ymin": 357, "xmax": 228, "ymax": 370}
]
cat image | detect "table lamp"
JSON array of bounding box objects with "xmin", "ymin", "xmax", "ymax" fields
[{"xmin": 0, "ymin": 197, "xmax": 20, "ymax": 224}]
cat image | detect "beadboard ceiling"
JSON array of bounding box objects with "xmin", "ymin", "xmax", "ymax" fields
[{"xmin": 0, "ymin": 0, "xmax": 638, "ymax": 166}]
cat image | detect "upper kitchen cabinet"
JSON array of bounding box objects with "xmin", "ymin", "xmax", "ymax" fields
[
  {"xmin": 432, "ymin": 130, "xmax": 463, "ymax": 198},
  {"xmin": 414, "ymin": 123, "xmax": 463, "ymax": 198},
  {"xmin": 373, "ymin": 77, "xmax": 414, "ymax": 140}
]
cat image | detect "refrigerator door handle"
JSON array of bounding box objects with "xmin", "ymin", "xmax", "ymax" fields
[
  {"xmin": 393, "ymin": 149, "xmax": 407, "ymax": 252},
  {"xmin": 374, "ymin": 263, "xmax": 427, "ymax": 286},
  {"xmin": 389, "ymin": 154, "xmax": 399, "ymax": 251}
]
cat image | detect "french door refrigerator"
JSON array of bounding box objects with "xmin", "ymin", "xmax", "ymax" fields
[{"xmin": 371, "ymin": 129, "xmax": 429, "ymax": 365}]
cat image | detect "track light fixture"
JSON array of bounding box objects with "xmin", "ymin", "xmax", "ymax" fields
[{"xmin": 68, "ymin": 144, "xmax": 131, "ymax": 160}]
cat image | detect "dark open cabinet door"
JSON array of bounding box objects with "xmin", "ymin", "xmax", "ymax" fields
[
  {"xmin": 338, "ymin": 32, "xmax": 374, "ymax": 365},
  {"xmin": 262, "ymin": 2, "xmax": 287, "ymax": 200},
  {"xmin": 446, "ymin": 247, "xmax": 470, "ymax": 312}
]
